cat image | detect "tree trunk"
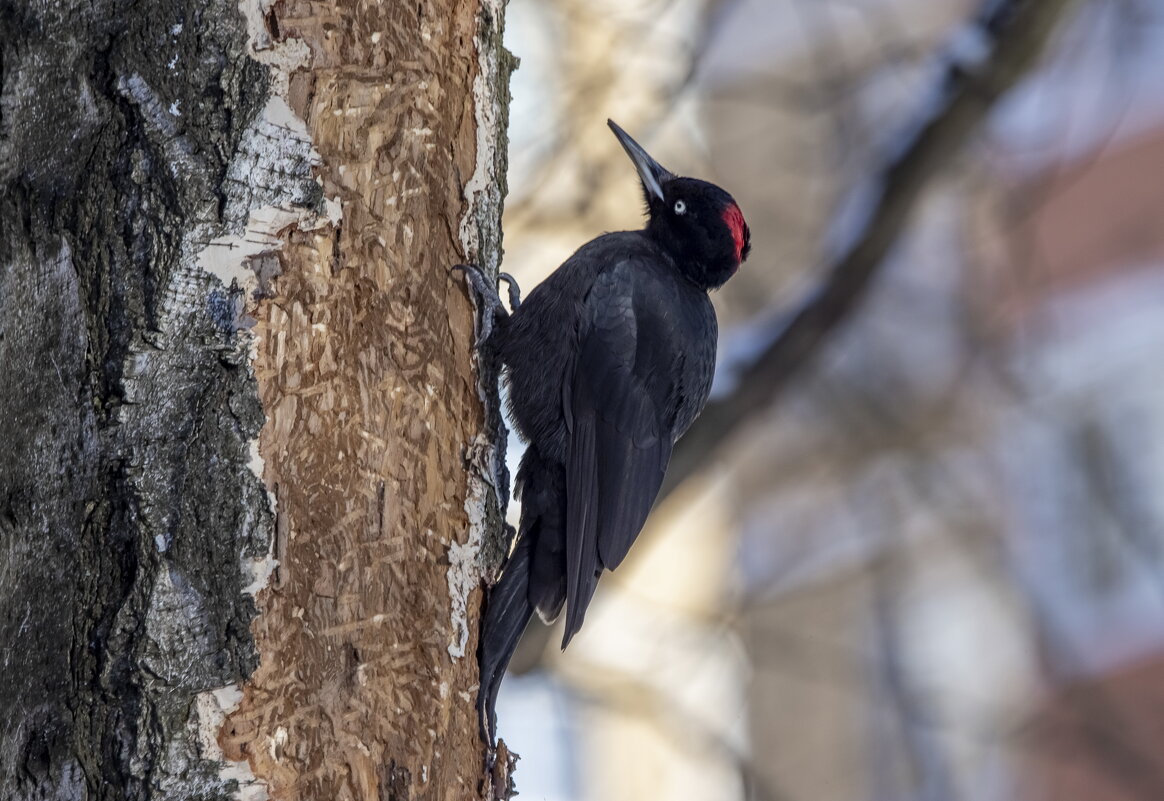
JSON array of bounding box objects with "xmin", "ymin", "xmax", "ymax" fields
[{"xmin": 0, "ymin": 0, "xmax": 511, "ymax": 798}]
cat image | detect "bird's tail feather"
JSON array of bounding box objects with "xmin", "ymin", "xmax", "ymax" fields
[{"xmin": 477, "ymin": 533, "xmax": 535, "ymax": 744}]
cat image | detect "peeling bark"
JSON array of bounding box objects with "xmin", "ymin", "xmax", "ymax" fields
[{"xmin": 0, "ymin": 0, "xmax": 511, "ymax": 798}]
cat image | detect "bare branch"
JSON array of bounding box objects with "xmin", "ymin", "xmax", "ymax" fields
[{"xmin": 661, "ymin": 0, "xmax": 1080, "ymax": 499}]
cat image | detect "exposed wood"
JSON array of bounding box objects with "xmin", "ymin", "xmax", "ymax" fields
[{"xmin": 218, "ymin": 1, "xmax": 512, "ymax": 799}]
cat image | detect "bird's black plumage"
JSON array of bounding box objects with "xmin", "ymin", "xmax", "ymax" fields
[{"xmin": 474, "ymin": 120, "xmax": 750, "ymax": 743}]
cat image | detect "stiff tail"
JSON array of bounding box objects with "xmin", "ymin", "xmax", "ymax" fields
[{"xmin": 477, "ymin": 533, "xmax": 536, "ymax": 744}]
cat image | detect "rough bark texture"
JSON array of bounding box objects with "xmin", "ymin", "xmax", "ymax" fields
[
  {"xmin": 0, "ymin": 0, "xmax": 510, "ymax": 798},
  {"xmin": 218, "ymin": 1, "xmax": 512, "ymax": 798},
  {"xmin": 0, "ymin": 0, "xmax": 272, "ymax": 797}
]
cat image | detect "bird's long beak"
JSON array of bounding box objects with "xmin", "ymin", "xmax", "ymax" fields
[{"xmin": 608, "ymin": 119, "xmax": 674, "ymax": 203}]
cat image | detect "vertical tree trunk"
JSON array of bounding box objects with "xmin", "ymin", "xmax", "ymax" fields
[{"xmin": 0, "ymin": 0, "xmax": 511, "ymax": 798}]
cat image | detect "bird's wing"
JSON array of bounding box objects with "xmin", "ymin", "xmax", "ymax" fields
[{"xmin": 561, "ymin": 262, "xmax": 672, "ymax": 648}]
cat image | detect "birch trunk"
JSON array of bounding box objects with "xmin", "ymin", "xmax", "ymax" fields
[{"xmin": 0, "ymin": 0, "xmax": 512, "ymax": 798}]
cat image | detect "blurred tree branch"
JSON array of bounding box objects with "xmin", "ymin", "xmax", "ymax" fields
[
  {"xmin": 661, "ymin": 0, "xmax": 1079, "ymax": 500},
  {"xmin": 560, "ymin": 659, "xmax": 794, "ymax": 801}
]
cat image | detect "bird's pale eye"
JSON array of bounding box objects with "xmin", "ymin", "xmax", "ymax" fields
[{"xmin": 674, "ymin": 199, "xmax": 687, "ymax": 215}]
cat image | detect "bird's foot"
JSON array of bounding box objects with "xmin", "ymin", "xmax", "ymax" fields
[
  {"xmin": 498, "ymin": 272, "xmax": 522, "ymax": 311},
  {"xmin": 453, "ymin": 264, "xmax": 521, "ymax": 349}
]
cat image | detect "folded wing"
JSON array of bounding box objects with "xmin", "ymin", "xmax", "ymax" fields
[{"xmin": 561, "ymin": 262, "xmax": 673, "ymax": 648}]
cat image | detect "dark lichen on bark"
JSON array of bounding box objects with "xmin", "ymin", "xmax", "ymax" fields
[{"xmin": 0, "ymin": 0, "xmax": 286, "ymax": 797}]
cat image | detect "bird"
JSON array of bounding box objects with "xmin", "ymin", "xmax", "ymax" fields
[{"xmin": 461, "ymin": 119, "xmax": 751, "ymax": 743}]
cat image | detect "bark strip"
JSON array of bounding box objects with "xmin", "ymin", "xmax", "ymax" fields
[{"xmin": 218, "ymin": 1, "xmax": 511, "ymax": 798}]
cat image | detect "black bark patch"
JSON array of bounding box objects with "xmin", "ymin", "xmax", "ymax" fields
[
  {"xmin": 379, "ymin": 760, "xmax": 412, "ymax": 801},
  {"xmin": 0, "ymin": 0, "xmax": 277, "ymax": 797}
]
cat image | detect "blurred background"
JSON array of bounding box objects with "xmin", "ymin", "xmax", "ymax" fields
[{"xmin": 492, "ymin": 1, "xmax": 1164, "ymax": 799}]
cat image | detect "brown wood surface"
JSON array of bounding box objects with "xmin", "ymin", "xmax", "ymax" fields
[{"xmin": 219, "ymin": 2, "xmax": 504, "ymax": 798}]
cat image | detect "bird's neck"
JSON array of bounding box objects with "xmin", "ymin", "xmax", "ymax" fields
[{"xmin": 643, "ymin": 228, "xmax": 736, "ymax": 292}]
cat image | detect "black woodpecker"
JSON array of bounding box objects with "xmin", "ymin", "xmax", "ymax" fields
[{"xmin": 462, "ymin": 120, "xmax": 751, "ymax": 743}]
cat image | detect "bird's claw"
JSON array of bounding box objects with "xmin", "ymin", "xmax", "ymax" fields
[
  {"xmin": 453, "ymin": 264, "xmax": 521, "ymax": 350},
  {"xmin": 498, "ymin": 272, "xmax": 522, "ymax": 311}
]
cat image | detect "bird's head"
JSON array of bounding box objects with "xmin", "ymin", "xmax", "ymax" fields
[{"xmin": 609, "ymin": 119, "xmax": 750, "ymax": 291}]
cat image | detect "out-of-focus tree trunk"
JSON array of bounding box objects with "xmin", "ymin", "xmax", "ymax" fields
[{"xmin": 0, "ymin": 0, "xmax": 511, "ymax": 798}]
